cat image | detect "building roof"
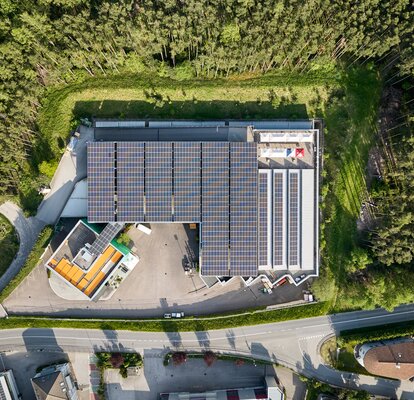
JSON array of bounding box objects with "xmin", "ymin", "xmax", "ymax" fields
[
  {"xmin": 45, "ymin": 220, "xmax": 127, "ymax": 299},
  {"xmin": 87, "ymin": 121, "xmax": 319, "ymax": 280},
  {"xmin": 363, "ymin": 340, "xmax": 414, "ymax": 380},
  {"xmin": 32, "ymin": 371, "xmax": 68, "ymax": 400}
]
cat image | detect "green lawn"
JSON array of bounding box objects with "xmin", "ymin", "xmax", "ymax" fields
[
  {"xmin": 38, "ymin": 70, "xmax": 338, "ymax": 157},
  {"xmin": 0, "ymin": 215, "xmax": 19, "ymax": 278}
]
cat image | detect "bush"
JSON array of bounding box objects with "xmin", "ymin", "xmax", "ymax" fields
[
  {"xmin": 203, "ymin": 351, "xmax": 217, "ymax": 367},
  {"xmin": 110, "ymin": 353, "xmax": 124, "ymax": 368},
  {"xmin": 172, "ymin": 352, "xmax": 187, "ymax": 365},
  {"xmin": 38, "ymin": 160, "xmax": 59, "ymax": 179}
]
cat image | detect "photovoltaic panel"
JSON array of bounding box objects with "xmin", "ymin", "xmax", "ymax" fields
[
  {"xmin": 88, "ymin": 142, "xmax": 115, "ymax": 222},
  {"xmin": 174, "ymin": 142, "xmax": 201, "ymax": 222},
  {"xmin": 201, "ymin": 142, "xmax": 229, "ymax": 276},
  {"xmin": 273, "ymin": 170, "xmax": 286, "ymax": 268},
  {"xmin": 229, "ymin": 143, "xmax": 258, "ymax": 276},
  {"xmin": 258, "ymin": 170, "xmax": 271, "ymax": 268},
  {"xmin": 288, "ymin": 170, "xmax": 300, "ymax": 267},
  {"xmin": 145, "ymin": 142, "xmax": 173, "ymax": 221},
  {"xmin": 89, "ymin": 222, "xmax": 124, "ymax": 256},
  {"xmin": 117, "ymin": 142, "xmax": 144, "ymax": 222}
]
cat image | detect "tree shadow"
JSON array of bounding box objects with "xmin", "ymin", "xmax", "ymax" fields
[
  {"xmin": 226, "ymin": 329, "xmax": 236, "ymax": 350},
  {"xmin": 193, "ymin": 320, "xmax": 210, "ymax": 349}
]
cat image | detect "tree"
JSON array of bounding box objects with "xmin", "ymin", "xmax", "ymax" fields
[
  {"xmin": 203, "ymin": 351, "xmax": 217, "ymax": 367},
  {"xmin": 172, "ymin": 352, "xmax": 187, "ymax": 365}
]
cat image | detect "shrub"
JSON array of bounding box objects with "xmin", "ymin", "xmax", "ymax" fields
[
  {"xmin": 203, "ymin": 351, "xmax": 217, "ymax": 367},
  {"xmin": 172, "ymin": 352, "xmax": 187, "ymax": 365},
  {"xmin": 110, "ymin": 353, "xmax": 124, "ymax": 368}
]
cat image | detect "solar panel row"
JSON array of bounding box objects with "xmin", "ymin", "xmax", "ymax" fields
[
  {"xmin": 258, "ymin": 171, "xmax": 271, "ymax": 268},
  {"xmin": 230, "ymin": 143, "xmax": 257, "ymax": 276},
  {"xmin": 88, "ymin": 142, "xmax": 115, "ymax": 222},
  {"xmin": 117, "ymin": 142, "xmax": 145, "ymax": 221},
  {"xmin": 145, "ymin": 142, "xmax": 173, "ymax": 221},
  {"xmin": 174, "ymin": 142, "xmax": 201, "ymax": 221},
  {"xmin": 288, "ymin": 171, "xmax": 300, "ymax": 267},
  {"xmin": 273, "ymin": 171, "xmax": 285, "ymax": 267},
  {"xmin": 89, "ymin": 222, "xmax": 124, "ymax": 256},
  {"xmin": 201, "ymin": 142, "xmax": 230, "ymax": 276}
]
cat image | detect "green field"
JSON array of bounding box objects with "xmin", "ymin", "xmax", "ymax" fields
[
  {"xmin": 0, "ymin": 215, "xmax": 19, "ymax": 278},
  {"xmin": 38, "ymin": 70, "xmax": 338, "ymax": 157}
]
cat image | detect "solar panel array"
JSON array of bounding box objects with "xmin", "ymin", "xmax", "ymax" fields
[
  {"xmin": 201, "ymin": 142, "xmax": 230, "ymax": 276},
  {"xmin": 117, "ymin": 142, "xmax": 145, "ymax": 221},
  {"xmin": 89, "ymin": 222, "xmax": 124, "ymax": 256},
  {"xmin": 288, "ymin": 171, "xmax": 299, "ymax": 267},
  {"xmin": 88, "ymin": 141, "xmax": 260, "ymax": 276},
  {"xmin": 174, "ymin": 142, "xmax": 201, "ymax": 221},
  {"xmin": 273, "ymin": 171, "xmax": 285, "ymax": 267},
  {"xmin": 145, "ymin": 142, "xmax": 173, "ymax": 221},
  {"xmin": 230, "ymin": 143, "xmax": 257, "ymax": 276},
  {"xmin": 88, "ymin": 142, "xmax": 115, "ymax": 222},
  {"xmin": 258, "ymin": 171, "xmax": 270, "ymax": 267}
]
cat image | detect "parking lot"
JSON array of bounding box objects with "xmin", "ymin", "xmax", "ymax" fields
[
  {"xmin": 1, "ymin": 351, "xmax": 90, "ymax": 400},
  {"xmin": 106, "ymin": 351, "xmax": 271, "ymax": 400},
  {"xmin": 3, "ymin": 222, "xmax": 305, "ymax": 318}
]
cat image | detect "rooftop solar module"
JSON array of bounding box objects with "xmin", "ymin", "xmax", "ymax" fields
[
  {"xmin": 174, "ymin": 142, "xmax": 201, "ymax": 221},
  {"xmin": 229, "ymin": 143, "xmax": 258, "ymax": 276},
  {"xmin": 201, "ymin": 142, "xmax": 230, "ymax": 276},
  {"xmin": 88, "ymin": 142, "xmax": 115, "ymax": 222},
  {"xmin": 273, "ymin": 170, "xmax": 286, "ymax": 268},
  {"xmin": 258, "ymin": 170, "xmax": 271, "ymax": 268},
  {"xmin": 89, "ymin": 222, "xmax": 124, "ymax": 256},
  {"xmin": 145, "ymin": 142, "xmax": 173, "ymax": 221},
  {"xmin": 288, "ymin": 171, "xmax": 300, "ymax": 267},
  {"xmin": 117, "ymin": 142, "xmax": 145, "ymax": 222}
]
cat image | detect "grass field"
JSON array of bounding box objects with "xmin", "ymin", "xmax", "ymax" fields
[
  {"xmin": 38, "ymin": 70, "xmax": 338, "ymax": 157},
  {"xmin": 0, "ymin": 215, "xmax": 19, "ymax": 278}
]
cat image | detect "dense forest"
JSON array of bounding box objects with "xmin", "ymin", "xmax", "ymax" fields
[
  {"xmin": 0, "ymin": 0, "xmax": 413, "ymax": 195},
  {"xmin": 0, "ymin": 0, "xmax": 413, "ymax": 310}
]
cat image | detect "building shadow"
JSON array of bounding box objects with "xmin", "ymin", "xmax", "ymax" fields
[
  {"xmin": 73, "ymin": 100, "xmax": 309, "ymax": 124},
  {"xmin": 22, "ymin": 328, "xmax": 63, "ymax": 353}
]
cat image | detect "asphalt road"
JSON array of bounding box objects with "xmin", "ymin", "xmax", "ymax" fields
[{"xmin": 1, "ymin": 305, "xmax": 414, "ymax": 398}]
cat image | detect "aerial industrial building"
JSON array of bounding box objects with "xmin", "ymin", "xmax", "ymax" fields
[{"xmin": 87, "ymin": 120, "xmax": 320, "ymax": 283}]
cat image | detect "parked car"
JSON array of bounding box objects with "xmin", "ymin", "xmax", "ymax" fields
[
  {"xmin": 275, "ymin": 277, "xmax": 288, "ymax": 287},
  {"xmin": 294, "ymin": 273, "xmax": 306, "ymax": 283},
  {"xmin": 171, "ymin": 312, "xmax": 185, "ymax": 318},
  {"xmin": 164, "ymin": 313, "xmax": 172, "ymax": 319}
]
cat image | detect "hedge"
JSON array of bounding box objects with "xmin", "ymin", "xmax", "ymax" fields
[
  {"xmin": 0, "ymin": 301, "xmax": 330, "ymax": 332},
  {"xmin": 337, "ymin": 319, "xmax": 414, "ymax": 347}
]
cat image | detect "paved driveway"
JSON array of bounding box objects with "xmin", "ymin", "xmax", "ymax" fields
[{"xmin": 0, "ymin": 202, "xmax": 44, "ymax": 292}]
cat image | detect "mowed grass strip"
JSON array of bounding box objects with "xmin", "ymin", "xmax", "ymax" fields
[
  {"xmin": 38, "ymin": 71, "xmax": 338, "ymax": 155},
  {"xmin": 0, "ymin": 301, "xmax": 330, "ymax": 332}
]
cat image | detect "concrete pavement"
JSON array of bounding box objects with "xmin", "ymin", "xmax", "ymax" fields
[
  {"xmin": 0, "ymin": 305, "xmax": 414, "ymax": 398},
  {"xmin": 36, "ymin": 126, "xmax": 92, "ymax": 225}
]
